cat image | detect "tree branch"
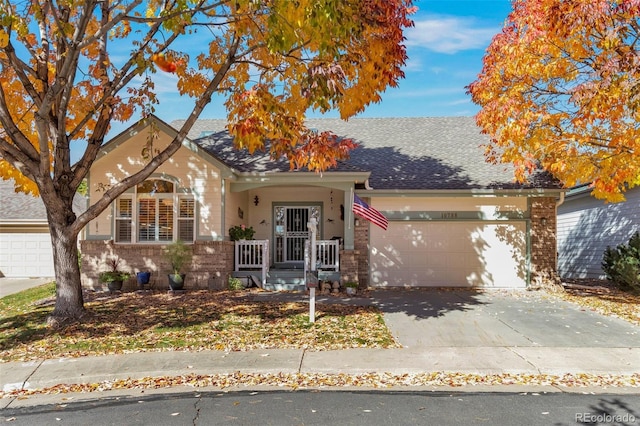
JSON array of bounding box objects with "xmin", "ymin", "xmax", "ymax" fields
[
  {"xmin": 73, "ymin": 33, "xmax": 241, "ymax": 234},
  {"xmin": 0, "ymin": 84, "xmax": 40, "ymax": 163}
]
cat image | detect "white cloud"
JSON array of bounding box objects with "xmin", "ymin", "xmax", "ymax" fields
[
  {"xmin": 446, "ymin": 98, "xmax": 473, "ymax": 106},
  {"xmin": 406, "ymin": 16, "xmax": 499, "ymax": 54},
  {"xmin": 387, "ymin": 86, "xmax": 466, "ymax": 99}
]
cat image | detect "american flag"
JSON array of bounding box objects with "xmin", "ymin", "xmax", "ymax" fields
[{"xmin": 352, "ymin": 194, "xmax": 388, "ymax": 230}]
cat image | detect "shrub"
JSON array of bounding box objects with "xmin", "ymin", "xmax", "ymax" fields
[
  {"xmin": 98, "ymin": 257, "xmax": 131, "ymax": 283},
  {"xmin": 229, "ymin": 224, "xmax": 255, "ymax": 241},
  {"xmin": 228, "ymin": 276, "xmax": 244, "ymax": 291},
  {"xmin": 602, "ymin": 232, "xmax": 640, "ymax": 292},
  {"xmin": 164, "ymin": 240, "xmax": 192, "ymax": 275}
]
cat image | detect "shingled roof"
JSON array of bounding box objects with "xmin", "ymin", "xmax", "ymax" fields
[
  {"xmin": 0, "ymin": 180, "xmax": 86, "ymax": 222},
  {"xmin": 171, "ymin": 117, "xmax": 561, "ymax": 191}
]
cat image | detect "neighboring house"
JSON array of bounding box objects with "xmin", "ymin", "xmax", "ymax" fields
[
  {"xmin": 557, "ymin": 185, "xmax": 640, "ymax": 279},
  {"xmin": 81, "ymin": 115, "xmax": 564, "ymax": 291},
  {"xmin": 0, "ymin": 180, "xmax": 86, "ymax": 278}
]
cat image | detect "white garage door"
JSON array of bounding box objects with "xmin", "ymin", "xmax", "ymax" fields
[
  {"xmin": 0, "ymin": 232, "xmax": 55, "ymax": 278},
  {"xmin": 369, "ymin": 221, "xmax": 527, "ymax": 288}
]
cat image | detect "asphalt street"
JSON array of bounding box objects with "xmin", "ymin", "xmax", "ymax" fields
[{"xmin": 2, "ymin": 390, "xmax": 639, "ymax": 426}]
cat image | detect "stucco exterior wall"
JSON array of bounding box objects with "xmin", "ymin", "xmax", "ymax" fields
[
  {"xmin": 225, "ymin": 189, "xmax": 249, "ymax": 238},
  {"xmin": 87, "ymin": 123, "xmax": 224, "ymax": 241},
  {"xmin": 229, "ymin": 186, "xmax": 345, "ymax": 241},
  {"xmin": 557, "ymin": 187, "xmax": 640, "ymax": 279},
  {"xmin": 372, "ymin": 196, "xmax": 528, "ymax": 215}
]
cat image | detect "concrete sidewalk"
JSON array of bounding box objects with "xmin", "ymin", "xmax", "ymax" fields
[
  {"xmin": 0, "ymin": 278, "xmax": 53, "ymax": 298},
  {"xmin": 1, "ymin": 289, "xmax": 639, "ymax": 408}
]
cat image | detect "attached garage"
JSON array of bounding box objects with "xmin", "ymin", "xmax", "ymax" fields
[
  {"xmin": 0, "ymin": 180, "xmax": 85, "ymax": 278},
  {"xmin": 366, "ymin": 196, "xmax": 530, "ymax": 289},
  {"xmin": 370, "ymin": 221, "xmax": 527, "ymax": 288},
  {"xmin": 0, "ymin": 226, "xmax": 55, "ymax": 277}
]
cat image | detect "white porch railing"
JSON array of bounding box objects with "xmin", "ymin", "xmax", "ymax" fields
[
  {"xmin": 304, "ymin": 239, "xmax": 340, "ymax": 272},
  {"xmin": 234, "ymin": 240, "xmax": 269, "ymax": 287}
]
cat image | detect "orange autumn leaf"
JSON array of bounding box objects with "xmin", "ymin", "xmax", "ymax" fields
[
  {"xmin": 151, "ymin": 53, "xmax": 182, "ymax": 73},
  {"xmin": 468, "ymin": 0, "xmax": 640, "ymax": 202}
]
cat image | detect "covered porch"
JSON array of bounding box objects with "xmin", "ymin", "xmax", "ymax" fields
[
  {"xmin": 233, "ymin": 238, "xmax": 341, "ymax": 290},
  {"xmin": 226, "ymin": 173, "xmax": 369, "ymax": 290}
]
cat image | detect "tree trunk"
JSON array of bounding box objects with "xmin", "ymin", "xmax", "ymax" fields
[{"xmin": 46, "ymin": 212, "xmax": 85, "ymax": 327}]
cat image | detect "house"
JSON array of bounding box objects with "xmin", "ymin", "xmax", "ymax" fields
[
  {"xmin": 80, "ymin": 115, "xmax": 564, "ymax": 291},
  {"xmin": 557, "ymin": 185, "xmax": 640, "ymax": 279},
  {"xmin": 0, "ymin": 180, "xmax": 86, "ymax": 278}
]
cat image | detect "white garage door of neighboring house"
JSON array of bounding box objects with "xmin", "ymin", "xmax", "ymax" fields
[
  {"xmin": 0, "ymin": 231, "xmax": 55, "ymax": 278},
  {"xmin": 370, "ymin": 221, "xmax": 527, "ymax": 288}
]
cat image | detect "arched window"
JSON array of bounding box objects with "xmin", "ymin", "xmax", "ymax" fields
[{"xmin": 114, "ymin": 178, "xmax": 194, "ymax": 243}]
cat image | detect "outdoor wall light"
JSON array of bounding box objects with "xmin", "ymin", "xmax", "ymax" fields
[{"xmin": 254, "ymin": 195, "xmax": 260, "ymax": 206}]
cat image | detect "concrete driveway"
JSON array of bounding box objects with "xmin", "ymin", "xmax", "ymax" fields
[
  {"xmin": 0, "ymin": 277, "xmax": 53, "ymax": 298},
  {"xmin": 372, "ymin": 288, "xmax": 639, "ymax": 349},
  {"xmin": 251, "ymin": 287, "xmax": 639, "ymax": 375}
]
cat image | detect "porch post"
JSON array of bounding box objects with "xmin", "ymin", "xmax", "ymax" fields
[
  {"xmin": 307, "ymin": 217, "xmax": 318, "ymax": 323},
  {"xmin": 343, "ymin": 187, "xmax": 355, "ymax": 250}
]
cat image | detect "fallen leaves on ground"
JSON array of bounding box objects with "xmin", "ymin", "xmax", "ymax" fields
[
  {"xmin": 0, "ymin": 290, "xmax": 399, "ymax": 362},
  {"xmin": 1, "ymin": 371, "xmax": 638, "ymax": 399},
  {"xmin": 554, "ymin": 280, "xmax": 640, "ymax": 326}
]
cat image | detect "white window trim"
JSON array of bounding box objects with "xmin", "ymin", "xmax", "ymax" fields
[
  {"xmin": 114, "ymin": 196, "xmax": 134, "ymax": 243},
  {"xmin": 113, "ymin": 179, "xmax": 195, "ymax": 244},
  {"xmin": 177, "ymin": 196, "xmax": 196, "ymax": 243}
]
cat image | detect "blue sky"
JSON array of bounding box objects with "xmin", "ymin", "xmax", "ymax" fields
[{"xmin": 104, "ymin": 0, "xmax": 513, "ymax": 139}]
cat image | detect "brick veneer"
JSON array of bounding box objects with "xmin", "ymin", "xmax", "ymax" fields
[
  {"xmin": 530, "ymin": 197, "xmax": 560, "ymax": 287},
  {"xmin": 80, "ymin": 240, "xmax": 234, "ymax": 292},
  {"xmin": 339, "ymin": 249, "xmax": 359, "ymax": 285},
  {"xmin": 353, "ymin": 216, "xmax": 370, "ymax": 288}
]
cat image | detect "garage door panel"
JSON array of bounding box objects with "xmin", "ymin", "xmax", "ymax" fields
[
  {"xmin": 370, "ymin": 221, "xmax": 527, "ymax": 288},
  {"xmin": 0, "ymin": 232, "xmax": 55, "ymax": 277}
]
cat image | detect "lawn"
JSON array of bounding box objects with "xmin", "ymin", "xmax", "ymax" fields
[{"xmin": 0, "ymin": 284, "xmax": 399, "ymax": 363}]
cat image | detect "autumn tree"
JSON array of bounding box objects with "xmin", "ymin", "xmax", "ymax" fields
[
  {"xmin": 468, "ymin": 0, "xmax": 639, "ymax": 202},
  {"xmin": 0, "ymin": 0, "xmax": 415, "ymax": 324}
]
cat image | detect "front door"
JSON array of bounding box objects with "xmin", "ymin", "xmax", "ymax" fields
[{"xmin": 274, "ymin": 205, "xmax": 320, "ymax": 266}]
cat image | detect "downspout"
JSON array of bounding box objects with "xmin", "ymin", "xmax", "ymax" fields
[{"xmin": 554, "ymin": 191, "xmax": 565, "ymax": 282}]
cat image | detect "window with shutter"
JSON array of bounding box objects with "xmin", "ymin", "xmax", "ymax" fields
[
  {"xmin": 115, "ymin": 197, "xmax": 132, "ymax": 242},
  {"xmin": 178, "ymin": 198, "xmax": 195, "ymax": 242},
  {"xmin": 113, "ymin": 178, "xmax": 195, "ymax": 244}
]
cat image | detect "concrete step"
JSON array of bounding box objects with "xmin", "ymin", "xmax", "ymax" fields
[
  {"xmin": 233, "ymin": 269, "xmax": 339, "ymax": 291},
  {"xmin": 262, "ymin": 283, "xmax": 306, "ymax": 292}
]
